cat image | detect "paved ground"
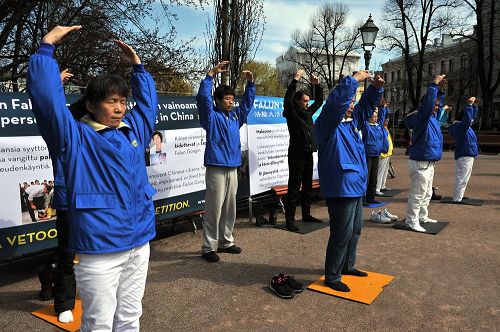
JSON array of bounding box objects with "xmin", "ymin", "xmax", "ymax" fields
[{"xmin": 1, "ymin": 148, "xmax": 499, "ymax": 331}]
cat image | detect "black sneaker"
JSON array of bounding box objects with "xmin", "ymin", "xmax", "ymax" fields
[
  {"xmin": 302, "ymin": 215, "xmax": 322, "ymax": 223},
  {"xmin": 269, "ymin": 275, "xmax": 294, "ymax": 299},
  {"xmin": 324, "ymin": 280, "xmax": 350, "ymax": 292},
  {"xmin": 279, "ymin": 274, "xmax": 304, "ymax": 293},
  {"xmin": 342, "ymin": 269, "xmax": 368, "ymax": 277},
  {"xmin": 201, "ymin": 251, "xmax": 220, "ymax": 262},
  {"xmin": 217, "ymin": 245, "xmax": 242, "ymax": 254}
]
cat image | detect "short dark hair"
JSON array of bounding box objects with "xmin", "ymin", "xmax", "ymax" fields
[
  {"xmin": 85, "ymin": 74, "xmax": 128, "ymax": 108},
  {"xmin": 152, "ymin": 131, "xmax": 163, "ymax": 141},
  {"xmin": 294, "ymin": 90, "xmax": 310, "ymax": 101},
  {"xmin": 214, "ymin": 85, "xmax": 235, "ymax": 102}
]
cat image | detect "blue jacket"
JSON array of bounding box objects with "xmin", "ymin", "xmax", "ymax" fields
[
  {"xmin": 28, "ymin": 43, "xmax": 158, "ymax": 254},
  {"xmin": 196, "ymin": 76, "xmax": 256, "ymax": 167},
  {"xmin": 362, "ymin": 106, "xmax": 388, "ymax": 157},
  {"xmin": 409, "ymin": 84, "xmax": 444, "ymax": 161},
  {"xmin": 448, "ymin": 105, "xmax": 479, "ymax": 159},
  {"xmin": 315, "ymin": 76, "xmax": 383, "ymax": 198}
]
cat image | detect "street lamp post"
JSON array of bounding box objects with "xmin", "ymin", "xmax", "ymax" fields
[{"xmin": 359, "ymin": 14, "xmax": 379, "ymax": 89}]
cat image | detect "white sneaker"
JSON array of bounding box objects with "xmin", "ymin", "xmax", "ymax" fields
[
  {"xmin": 406, "ymin": 220, "xmax": 426, "ymax": 232},
  {"xmin": 58, "ymin": 310, "xmax": 74, "ymax": 323},
  {"xmin": 370, "ymin": 210, "xmax": 391, "ymax": 224},
  {"xmin": 375, "ymin": 190, "xmax": 384, "ymax": 196},
  {"xmin": 382, "ymin": 208, "xmax": 398, "ymax": 221},
  {"xmin": 419, "ymin": 217, "xmax": 438, "ymax": 223}
]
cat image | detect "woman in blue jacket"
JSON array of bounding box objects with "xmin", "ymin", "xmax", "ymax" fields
[
  {"xmin": 28, "ymin": 26, "xmax": 158, "ymax": 331},
  {"xmin": 448, "ymin": 97, "xmax": 480, "ymax": 202},
  {"xmin": 315, "ymin": 71, "xmax": 384, "ymax": 292}
]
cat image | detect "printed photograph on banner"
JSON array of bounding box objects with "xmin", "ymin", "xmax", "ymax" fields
[
  {"xmin": 146, "ymin": 130, "xmax": 169, "ymax": 167},
  {"xmin": 19, "ymin": 179, "xmax": 57, "ymax": 224}
]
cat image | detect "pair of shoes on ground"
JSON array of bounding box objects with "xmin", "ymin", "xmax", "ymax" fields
[
  {"xmin": 269, "ymin": 273, "xmax": 304, "ymax": 299},
  {"xmin": 323, "ymin": 269, "xmax": 368, "ymax": 292},
  {"xmin": 202, "ymin": 245, "xmax": 242, "ymax": 262},
  {"xmin": 370, "ymin": 209, "xmax": 398, "ymax": 224},
  {"xmin": 375, "ymin": 188, "xmax": 392, "ymax": 196}
]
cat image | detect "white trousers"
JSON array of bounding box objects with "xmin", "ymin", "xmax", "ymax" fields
[
  {"xmin": 376, "ymin": 156, "xmax": 391, "ymax": 191},
  {"xmin": 75, "ymin": 243, "xmax": 150, "ymax": 332},
  {"xmin": 202, "ymin": 166, "xmax": 238, "ymax": 254},
  {"xmin": 452, "ymin": 156, "xmax": 474, "ymax": 202},
  {"xmin": 406, "ymin": 160, "xmax": 435, "ymax": 224}
]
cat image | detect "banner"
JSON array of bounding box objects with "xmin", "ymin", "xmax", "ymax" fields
[
  {"xmin": 247, "ymin": 96, "xmax": 323, "ymax": 195},
  {"xmin": 0, "ymin": 92, "xmax": 249, "ymax": 259}
]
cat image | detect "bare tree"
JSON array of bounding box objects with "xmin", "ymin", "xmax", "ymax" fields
[
  {"xmin": 380, "ymin": 0, "xmax": 460, "ymax": 110},
  {"xmin": 204, "ymin": 0, "xmax": 265, "ymax": 90},
  {"xmin": 0, "ymin": 0, "xmax": 204, "ymax": 92},
  {"xmin": 450, "ymin": 0, "xmax": 500, "ymax": 129},
  {"xmin": 285, "ymin": 3, "xmax": 361, "ymax": 91}
]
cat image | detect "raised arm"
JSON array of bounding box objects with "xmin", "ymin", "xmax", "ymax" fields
[
  {"xmin": 283, "ymin": 69, "xmax": 304, "ymax": 117},
  {"xmin": 234, "ymin": 70, "xmax": 256, "ymax": 126},
  {"xmin": 307, "ymin": 74, "xmax": 324, "ymax": 114},
  {"xmin": 196, "ymin": 61, "xmax": 228, "ymax": 130},
  {"xmin": 117, "ymin": 41, "xmax": 158, "ymax": 149},
  {"xmin": 352, "ymin": 74, "xmax": 384, "ymax": 127},
  {"xmin": 27, "ymin": 26, "xmax": 82, "ymax": 156},
  {"xmin": 315, "ymin": 75, "xmax": 359, "ymax": 142},
  {"xmin": 416, "ymin": 74, "xmax": 445, "ymax": 125}
]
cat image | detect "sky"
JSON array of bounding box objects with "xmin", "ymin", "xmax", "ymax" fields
[{"xmin": 157, "ymin": 0, "xmax": 391, "ymax": 70}]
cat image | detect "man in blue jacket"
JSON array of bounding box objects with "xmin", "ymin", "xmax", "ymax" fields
[
  {"xmin": 448, "ymin": 97, "xmax": 480, "ymax": 202},
  {"xmin": 196, "ymin": 61, "xmax": 255, "ymax": 262},
  {"xmin": 315, "ymin": 71, "xmax": 383, "ymax": 292},
  {"xmin": 404, "ymin": 74, "xmax": 447, "ymax": 232}
]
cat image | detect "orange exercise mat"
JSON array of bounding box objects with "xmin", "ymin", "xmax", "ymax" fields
[
  {"xmin": 307, "ymin": 271, "xmax": 395, "ymax": 305},
  {"xmin": 31, "ymin": 299, "xmax": 82, "ymax": 332}
]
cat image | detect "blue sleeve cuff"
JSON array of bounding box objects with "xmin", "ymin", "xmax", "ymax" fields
[
  {"xmin": 132, "ymin": 64, "xmax": 145, "ymax": 73},
  {"xmin": 37, "ymin": 43, "xmax": 55, "ymax": 57}
]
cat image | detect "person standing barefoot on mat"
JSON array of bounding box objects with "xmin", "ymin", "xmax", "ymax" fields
[
  {"xmin": 28, "ymin": 25, "xmax": 158, "ymax": 331},
  {"xmin": 315, "ymin": 71, "xmax": 384, "ymax": 292},
  {"xmin": 448, "ymin": 97, "xmax": 480, "ymax": 202},
  {"xmin": 283, "ymin": 69, "xmax": 324, "ymax": 232},
  {"xmin": 403, "ymin": 74, "xmax": 447, "ymax": 232}
]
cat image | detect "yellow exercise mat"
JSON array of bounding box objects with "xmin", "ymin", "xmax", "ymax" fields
[
  {"xmin": 307, "ymin": 271, "xmax": 395, "ymax": 304},
  {"xmin": 31, "ymin": 299, "xmax": 82, "ymax": 332}
]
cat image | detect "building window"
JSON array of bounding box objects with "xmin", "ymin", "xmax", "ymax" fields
[
  {"xmin": 391, "ymin": 71, "xmax": 395, "ymax": 82},
  {"xmin": 441, "ymin": 60, "xmax": 447, "ymax": 73},
  {"xmin": 449, "ymin": 59, "xmax": 454, "ymax": 72},
  {"xmin": 397, "ymin": 70, "xmax": 401, "ymax": 81},
  {"xmin": 461, "ymin": 55, "xmax": 467, "ymax": 69},
  {"xmin": 428, "ymin": 63, "xmax": 434, "ymax": 76},
  {"xmin": 384, "ymin": 73, "xmax": 388, "ymax": 82},
  {"xmin": 396, "ymin": 88, "xmax": 400, "ymax": 101},
  {"xmin": 448, "ymin": 81, "xmax": 454, "ymax": 95}
]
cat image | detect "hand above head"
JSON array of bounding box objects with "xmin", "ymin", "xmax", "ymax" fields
[
  {"xmin": 42, "ymin": 25, "xmax": 82, "ymax": 45},
  {"xmin": 208, "ymin": 61, "xmax": 229, "ymax": 77},
  {"xmin": 467, "ymin": 97, "xmax": 476, "ymax": 105},
  {"xmin": 443, "ymin": 105, "xmax": 452, "ymax": 113},
  {"xmin": 294, "ymin": 69, "xmax": 306, "ymax": 81},
  {"xmin": 242, "ymin": 70, "xmax": 254, "ymax": 83},
  {"xmin": 433, "ymin": 74, "xmax": 446, "ymax": 89},
  {"xmin": 60, "ymin": 69, "xmax": 73, "ymax": 85},
  {"xmin": 115, "ymin": 40, "xmax": 141, "ymax": 65},
  {"xmin": 310, "ymin": 74, "xmax": 320, "ymax": 85},
  {"xmin": 372, "ymin": 74, "xmax": 385, "ymax": 89},
  {"xmin": 353, "ymin": 70, "xmax": 371, "ymax": 83},
  {"xmin": 473, "ymin": 98, "xmax": 480, "ymax": 106}
]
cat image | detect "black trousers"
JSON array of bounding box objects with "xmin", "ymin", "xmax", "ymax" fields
[
  {"xmin": 54, "ymin": 210, "xmax": 76, "ymax": 314},
  {"xmin": 285, "ymin": 150, "xmax": 313, "ymax": 220},
  {"xmin": 365, "ymin": 156, "xmax": 379, "ymax": 202}
]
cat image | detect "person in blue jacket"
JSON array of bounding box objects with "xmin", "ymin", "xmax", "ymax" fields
[
  {"xmin": 362, "ymin": 98, "xmax": 389, "ymax": 205},
  {"xmin": 315, "ymin": 71, "xmax": 384, "ymax": 292},
  {"xmin": 448, "ymin": 97, "xmax": 480, "ymax": 202},
  {"xmin": 403, "ymin": 74, "xmax": 447, "ymax": 232},
  {"xmin": 27, "ymin": 26, "xmax": 158, "ymax": 331},
  {"xmin": 196, "ymin": 61, "xmax": 255, "ymax": 263}
]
